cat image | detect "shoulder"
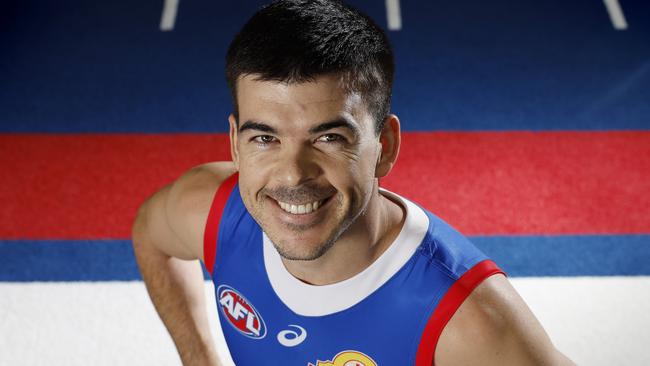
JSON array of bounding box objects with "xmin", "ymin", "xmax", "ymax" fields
[
  {"xmin": 166, "ymin": 161, "xmax": 237, "ymax": 220},
  {"xmin": 434, "ymin": 274, "xmax": 574, "ymax": 366},
  {"xmin": 133, "ymin": 161, "xmax": 237, "ymax": 261}
]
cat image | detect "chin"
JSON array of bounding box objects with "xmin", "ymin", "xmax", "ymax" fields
[{"xmin": 269, "ymin": 233, "xmax": 337, "ymax": 262}]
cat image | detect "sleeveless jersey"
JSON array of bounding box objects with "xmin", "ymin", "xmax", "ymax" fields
[{"xmin": 203, "ymin": 174, "xmax": 504, "ymax": 366}]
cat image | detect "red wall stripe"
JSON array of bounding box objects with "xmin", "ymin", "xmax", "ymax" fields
[
  {"xmin": 1, "ymin": 134, "xmax": 230, "ymax": 239},
  {"xmin": 2, "ymin": 132, "xmax": 649, "ymax": 239},
  {"xmin": 382, "ymin": 131, "xmax": 650, "ymax": 235}
]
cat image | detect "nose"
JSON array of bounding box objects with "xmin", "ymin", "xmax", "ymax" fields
[{"xmin": 274, "ymin": 143, "xmax": 321, "ymax": 187}]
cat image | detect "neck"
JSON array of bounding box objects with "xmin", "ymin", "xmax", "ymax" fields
[{"xmin": 281, "ymin": 185, "xmax": 406, "ymax": 285}]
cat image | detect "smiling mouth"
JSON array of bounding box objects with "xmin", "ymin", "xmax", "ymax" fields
[{"xmin": 276, "ymin": 198, "xmax": 326, "ymax": 215}]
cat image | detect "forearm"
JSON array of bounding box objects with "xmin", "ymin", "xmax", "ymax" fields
[
  {"xmin": 553, "ymin": 349, "xmax": 577, "ymax": 366},
  {"xmin": 133, "ymin": 239, "xmax": 219, "ymax": 365}
]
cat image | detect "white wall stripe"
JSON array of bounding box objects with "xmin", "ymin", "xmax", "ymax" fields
[
  {"xmin": 1, "ymin": 277, "xmax": 649, "ymax": 365},
  {"xmin": 160, "ymin": 0, "xmax": 180, "ymax": 32},
  {"xmin": 385, "ymin": 0, "xmax": 402, "ymax": 31},
  {"xmin": 603, "ymin": 0, "xmax": 628, "ymax": 30}
]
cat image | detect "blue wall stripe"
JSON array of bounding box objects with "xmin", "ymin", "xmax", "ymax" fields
[
  {"xmin": 473, "ymin": 235, "xmax": 650, "ymax": 277},
  {"xmin": 0, "ymin": 240, "xmax": 211, "ymax": 282},
  {"xmin": 0, "ymin": 240, "xmax": 147, "ymax": 282},
  {"xmin": 1, "ymin": 235, "xmax": 648, "ymax": 281}
]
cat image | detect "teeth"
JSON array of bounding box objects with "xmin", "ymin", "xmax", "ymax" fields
[{"xmin": 277, "ymin": 199, "xmax": 324, "ymax": 215}]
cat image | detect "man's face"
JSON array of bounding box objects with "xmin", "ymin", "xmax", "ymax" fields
[{"xmin": 230, "ymin": 74, "xmax": 383, "ymax": 261}]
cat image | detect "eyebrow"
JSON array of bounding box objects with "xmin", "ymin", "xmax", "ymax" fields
[
  {"xmin": 238, "ymin": 121, "xmax": 277, "ymax": 134},
  {"xmin": 309, "ymin": 118, "xmax": 359, "ymax": 137},
  {"xmin": 238, "ymin": 117, "xmax": 360, "ymax": 137}
]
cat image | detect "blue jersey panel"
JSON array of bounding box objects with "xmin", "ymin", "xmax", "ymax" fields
[{"xmin": 211, "ymin": 184, "xmax": 493, "ymax": 365}]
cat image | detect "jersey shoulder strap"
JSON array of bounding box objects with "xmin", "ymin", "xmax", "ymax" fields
[
  {"xmin": 414, "ymin": 259, "xmax": 503, "ymax": 365},
  {"xmin": 414, "ymin": 210, "xmax": 505, "ymax": 365},
  {"xmin": 203, "ymin": 172, "xmax": 239, "ymax": 275}
]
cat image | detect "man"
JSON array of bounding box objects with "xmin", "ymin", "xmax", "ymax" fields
[{"xmin": 133, "ymin": 1, "xmax": 574, "ymax": 365}]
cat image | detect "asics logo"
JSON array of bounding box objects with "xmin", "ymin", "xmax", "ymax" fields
[{"xmin": 277, "ymin": 324, "xmax": 307, "ymax": 347}]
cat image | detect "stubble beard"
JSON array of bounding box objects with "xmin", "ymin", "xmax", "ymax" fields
[{"xmin": 265, "ymin": 193, "xmax": 358, "ymax": 261}]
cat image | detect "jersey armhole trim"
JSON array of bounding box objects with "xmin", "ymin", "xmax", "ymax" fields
[
  {"xmin": 203, "ymin": 172, "xmax": 238, "ymax": 276},
  {"xmin": 415, "ymin": 259, "xmax": 504, "ymax": 366}
]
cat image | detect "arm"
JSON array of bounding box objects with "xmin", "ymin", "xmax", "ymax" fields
[
  {"xmin": 435, "ymin": 274, "xmax": 575, "ymax": 366},
  {"xmin": 132, "ymin": 162, "xmax": 235, "ymax": 366}
]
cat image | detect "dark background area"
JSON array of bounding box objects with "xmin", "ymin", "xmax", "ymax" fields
[{"xmin": 1, "ymin": 0, "xmax": 649, "ymax": 132}]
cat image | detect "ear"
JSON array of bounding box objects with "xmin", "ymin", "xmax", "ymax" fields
[
  {"xmin": 375, "ymin": 114, "xmax": 401, "ymax": 178},
  {"xmin": 228, "ymin": 114, "xmax": 240, "ymax": 170}
]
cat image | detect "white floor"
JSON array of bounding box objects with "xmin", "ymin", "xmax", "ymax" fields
[{"xmin": 1, "ymin": 277, "xmax": 649, "ymax": 365}]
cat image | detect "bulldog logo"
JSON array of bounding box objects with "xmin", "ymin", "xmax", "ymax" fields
[{"xmin": 309, "ymin": 350, "xmax": 377, "ymax": 366}]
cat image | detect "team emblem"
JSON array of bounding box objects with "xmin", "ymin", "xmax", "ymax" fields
[
  {"xmin": 217, "ymin": 285, "xmax": 266, "ymax": 339},
  {"xmin": 308, "ymin": 350, "xmax": 377, "ymax": 366}
]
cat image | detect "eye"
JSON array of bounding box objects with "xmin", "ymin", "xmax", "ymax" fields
[
  {"xmin": 252, "ymin": 135, "xmax": 277, "ymax": 145},
  {"xmin": 316, "ymin": 134, "xmax": 345, "ymax": 143}
]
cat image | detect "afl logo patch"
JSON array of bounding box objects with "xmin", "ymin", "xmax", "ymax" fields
[{"xmin": 217, "ymin": 285, "xmax": 266, "ymax": 339}]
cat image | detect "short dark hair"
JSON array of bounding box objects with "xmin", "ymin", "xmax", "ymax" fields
[{"xmin": 226, "ymin": 0, "xmax": 395, "ymax": 135}]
